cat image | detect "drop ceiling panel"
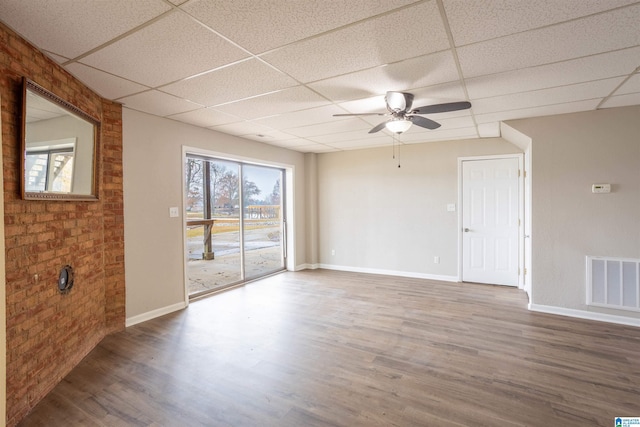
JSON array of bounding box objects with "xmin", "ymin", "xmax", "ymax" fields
[
  {"xmin": 215, "ymin": 86, "xmax": 331, "ymax": 120},
  {"xmin": 471, "ymin": 78, "xmax": 624, "ymax": 114},
  {"xmin": 326, "ymin": 137, "xmax": 394, "ymax": 150},
  {"xmin": 253, "ymin": 105, "xmax": 348, "ymax": 129},
  {"xmin": 210, "ymin": 121, "xmax": 276, "ymax": 136},
  {"xmin": 308, "ymin": 129, "xmax": 391, "ymax": 144},
  {"xmin": 399, "ymin": 127, "xmax": 478, "ymax": 143},
  {"xmin": 167, "ymin": 108, "xmax": 241, "ymax": 128},
  {"xmin": 290, "ymin": 144, "xmax": 339, "ymax": 153},
  {"xmin": 120, "ymin": 90, "xmax": 203, "ymax": 117},
  {"xmin": 161, "ymin": 58, "xmax": 298, "ymax": 106},
  {"xmin": 476, "ymin": 99, "xmax": 601, "ymax": 124},
  {"xmin": 2, "ymin": 0, "xmax": 639, "ymax": 154},
  {"xmin": 182, "ymin": 0, "xmax": 419, "ymax": 54},
  {"xmin": 80, "ymin": 11, "xmax": 249, "ymax": 87},
  {"xmin": 444, "ymin": 0, "xmax": 639, "ymax": 46},
  {"xmin": 308, "ymin": 51, "xmax": 460, "ymax": 102},
  {"xmin": 0, "ymin": 0, "xmax": 171, "ymax": 58},
  {"xmin": 615, "ymin": 73, "xmax": 640, "ymax": 94},
  {"xmin": 260, "ymin": 1, "xmax": 449, "ymax": 83},
  {"xmin": 240, "ymin": 130, "xmax": 301, "ymax": 143},
  {"xmin": 264, "ymin": 138, "xmax": 317, "ymax": 148},
  {"xmin": 601, "ymin": 92, "xmax": 640, "ymax": 108},
  {"xmin": 285, "ymin": 118, "xmax": 371, "ymax": 138},
  {"xmin": 465, "ymin": 47, "xmax": 640, "ymax": 99},
  {"xmin": 65, "ymin": 63, "xmax": 149, "ymax": 100},
  {"xmin": 458, "ymin": 4, "xmax": 640, "ymax": 78}
]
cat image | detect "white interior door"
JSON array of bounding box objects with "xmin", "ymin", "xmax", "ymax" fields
[{"xmin": 462, "ymin": 158, "xmax": 519, "ymax": 286}]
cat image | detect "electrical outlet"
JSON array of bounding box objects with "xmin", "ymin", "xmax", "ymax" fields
[
  {"xmin": 434, "ymin": 256, "xmax": 440, "ymax": 264},
  {"xmin": 331, "ymin": 249, "xmax": 335, "ymax": 256}
]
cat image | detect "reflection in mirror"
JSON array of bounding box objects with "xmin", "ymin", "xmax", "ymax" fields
[{"xmin": 22, "ymin": 78, "xmax": 99, "ymax": 200}]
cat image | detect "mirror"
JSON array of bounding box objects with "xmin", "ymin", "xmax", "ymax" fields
[{"xmin": 21, "ymin": 78, "xmax": 99, "ymax": 200}]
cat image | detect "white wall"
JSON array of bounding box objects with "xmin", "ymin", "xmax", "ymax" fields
[
  {"xmin": 317, "ymin": 138, "xmax": 521, "ymax": 279},
  {"xmin": 508, "ymin": 105, "xmax": 640, "ymax": 320},
  {"xmin": 123, "ymin": 109, "xmax": 307, "ymax": 321}
]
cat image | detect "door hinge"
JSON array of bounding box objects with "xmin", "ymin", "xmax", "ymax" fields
[
  {"xmin": 524, "ymin": 268, "xmax": 527, "ymax": 275},
  {"xmin": 518, "ymin": 169, "xmax": 521, "ymax": 177}
]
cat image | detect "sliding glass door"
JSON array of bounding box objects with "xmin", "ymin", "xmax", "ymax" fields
[
  {"xmin": 185, "ymin": 154, "xmax": 285, "ymax": 297},
  {"xmin": 242, "ymin": 164, "xmax": 285, "ymax": 280}
]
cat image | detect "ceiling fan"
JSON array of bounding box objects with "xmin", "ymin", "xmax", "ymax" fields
[{"xmin": 333, "ymin": 91, "xmax": 471, "ymax": 134}]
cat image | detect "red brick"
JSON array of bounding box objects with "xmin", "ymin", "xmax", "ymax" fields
[{"xmin": 1, "ymin": 21, "xmax": 124, "ymax": 427}]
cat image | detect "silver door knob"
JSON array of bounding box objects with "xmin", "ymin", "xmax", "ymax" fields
[{"xmin": 464, "ymin": 228, "xmax": 470, "ymax": 232}]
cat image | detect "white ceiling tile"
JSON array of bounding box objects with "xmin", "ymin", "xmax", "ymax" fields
[
  {"xmin": 471, "ymin": 78, "xmax": 624, "ymax": 115},
  {"xmin": 466, "ymin": 47, "xmax": 640, "ymax": 99},
  {"xmin": 0, "ymin": 0, "xmax": 171, "ymax": 58},
  {"xmin": 215, "ymin": 86, "xmax": 331, "ymax": 120},
  {"xmin": 209, "ymin": 121, "xmax": 276, "ymax": 136},
  {"xmin": 458, "ymin": 4, "xmax": 640, "ymax": 77},
  {"xmin": 444, "ymin": 0, "xmax": 638, "ymax": 46},
  {"xmin": 182, "ymin": 0, "xmax": 419, "ymax": 54},
  {"xmin": 261, "ymin": 2, "xmax": 449, "ymax": 83},
  {"xmin": 291, "ymin": 144, "xmax": 340, "ymax": 153},
  {"xmin": 80, "ymin": 11, "xmax": 249, "ymax": 87},
  {"xmin": 161, "ymin": 59, "xmax": 298, "ymax": 106},
  {"xmin": 253, "ymin": 105, "xmax": 348, "ymax": 129},
  {"xmin": 614, "ymin": 73, "xmax": 640, "ymax": 95},
  {"xmin": 476, "ymin": 99, "xmax": 601, "ymax": 124},
  {"xmin": 285, "ymin": 118, "xmax": 371, "ymax": 138},
  {"xmin": 167, "ymin": 108, "xmax": 241, "ymax": 128},
  {"xmin": 326, "ymin": 137, "xmax": 394, "ymax": 150},
  {"xmin": 477, "ymin": 122, "xmax": 501, "ymax": 138},
  {"xmin": 266, "ymin": 138, "xmax": 317, "ymax": 148},
  {"xmin": 601, "ymin": 92, "xmax": 640, "ymax": 109},
  {"xmin": 308, "ymin": 128, "xmax": 396, "ymax": 144},
  {"xmin": 399, "ymin": 127, "xmax": 479, "ymax": 143},
  {"xmin": 65, "ymin": 63, "xmax": 149, "ymax": 99},
  {"xmin": 241, "ymin": 132, "xmax": 301, "ymax": 144},
  {"xmin": 120, "ymin": 91, "xmax": 203, "ymax": 117},
  {"xmin": 308, "ymin": 51, "xmax": 460, "ymax": 102}
]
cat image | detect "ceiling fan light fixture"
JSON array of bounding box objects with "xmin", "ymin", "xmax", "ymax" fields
[{"xmin": 386, "ymin": 119, "xmax": 412, "ymax": 134}]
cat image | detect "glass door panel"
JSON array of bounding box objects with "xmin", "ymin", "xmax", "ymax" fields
[
  {"xmin": 242, "ymin": 165, "xmax": 285, "ymax": 279},
  {"xmin": 185, "ymin": 157, "xmax": 241, "ymax": 296}
]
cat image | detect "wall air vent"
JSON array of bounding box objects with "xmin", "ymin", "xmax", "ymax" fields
[{"xmin": 587, "ymin": 256, "xmax": 640, "ymax": 312}]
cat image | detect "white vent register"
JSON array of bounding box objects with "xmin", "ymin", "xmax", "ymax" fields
[{"xmin": 587, "ymin": 256, "xmax": 640, "ymax": 312}]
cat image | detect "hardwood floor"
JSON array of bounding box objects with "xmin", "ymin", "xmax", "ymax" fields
[{"xmin": 18, "ymin": 270, "xmax": 640, "ymax": 426}]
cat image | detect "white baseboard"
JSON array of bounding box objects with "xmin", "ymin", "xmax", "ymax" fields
[
  {"xmin": 317, "ymin": 263, "xmax": 458, "ymax": 282},
  {"xmin": 528, "ymin": 303, "xmax": 640, "ymax": 327},
  {"xmin": 295, "ymin": 263, "xmax": 319, "ymax": 271},
  {"xmin": 126, "ymin": 301, "xmax": 187, "ymax": 327}
]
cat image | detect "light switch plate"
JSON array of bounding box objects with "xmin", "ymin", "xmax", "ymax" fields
[
  {"xmin": 592, "ymin": 184, "xmax": 611, "ymax": 193},
  {"xmin": 169, "ymin": 207, "xmax": 179, "ymax": 217},
  {"xmin": 447, "ymin": 204, "xmax": 456, "ymax": 212}
]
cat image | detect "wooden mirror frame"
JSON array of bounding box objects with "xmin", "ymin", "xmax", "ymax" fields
[{"xmin": 21, "ymin": 78, "xmax": 100, "ymax": 201}]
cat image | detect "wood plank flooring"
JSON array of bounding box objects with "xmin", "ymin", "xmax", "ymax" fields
[{"xmin": 17, "ymin": 270, "xmax": 640, "ymax": 426}]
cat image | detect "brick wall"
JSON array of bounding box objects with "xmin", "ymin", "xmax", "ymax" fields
[{"xmin": 0, "ymin": 22, "xmax": 125, "ymax": 426}]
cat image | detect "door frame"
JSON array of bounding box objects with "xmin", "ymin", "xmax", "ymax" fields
[
  {"xmin": 457, "ymin": 153, "xmax": 525, "ymax": 288},
  {"xmin": 181, "ymin": 145, "xmax": 295, "ymax": 305}
]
